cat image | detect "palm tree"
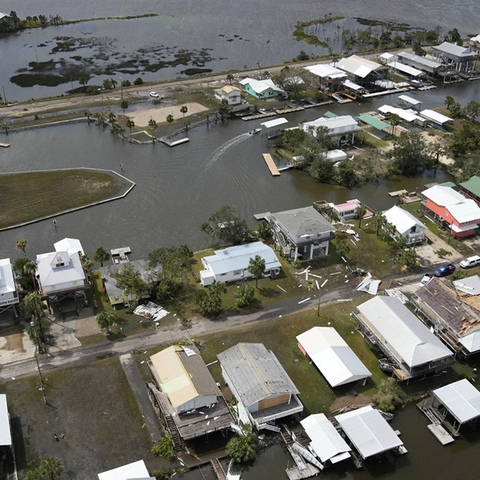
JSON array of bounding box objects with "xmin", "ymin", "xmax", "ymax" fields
[
  {"xmin": 93, "ymin": 247, "xmax": 110, "ymax": 267},
  {"xmin": 166, "ymin": 114, "xmax": 174, "ymax": 125},
  {"xmin": 39, "ymin": 457, "xmax": 64, "ymax": 480},
  {"xmin": 148, "ymin": 118, "xmax": 157, "ymax": 129},
  {"xmin": 108, "ymin": 111, "xmax": 116, "ymax": 124},
  {"xmin": 385, "ymin": 222, "xmax": 397, "ymax": 244},
  {"xmin": 180, "ymin": 105, "xmax": 188, "ymax": 118},
  {"xmin": 15, "ymin": 239, "xmax": 28, "ymax": 256},
  {"xmin": 226, "ymin": 73, "xmax": 234, "ymax": 85},
  {"xmin": 444, "ymin": 95, "xmax": 455, "ymax": 111},
  {"xmin": 429, "ymin": 142, "xmax": 445, "ymax": 176},
  {"xmin": 248, "ymin": 255, "xmax": 266, "ymax": 288},
  {"xmin": 372, "ymin": 211, "xmax": 386, "ymax": 236},
  {"xmin": 96, "ymin": 310, "xmax": 117, "ymax": 333},
  {"xmin": 126, "ymin": 118, "xmax": 135, "ymax": 136},
  {"xmin": 355, "ymin": 205, "xmax": 368, "ymax": 229},
  {"xmin": 389, "ymin": 113, "xmax": 401, "ymax": 137}
]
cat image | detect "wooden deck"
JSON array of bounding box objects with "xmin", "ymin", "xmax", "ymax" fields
[
  {"xmin": 262, "ymin": 154, "xmax": 280, "ymax": 176},
  {"xmin": 388, "ymin": 189, "xmax": 407, "ymax": 197}
]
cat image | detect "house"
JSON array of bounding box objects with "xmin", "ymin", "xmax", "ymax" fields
[
  {"xmin": 218, "ymin": 343, "xmax": 303, "ymax": 429},
  {"xmin": 396, "ymin": 52, "xmax": 446, "ymax": 75},
  {"xmin": 421, "ymin": 185, "xmax": 480, "ymax": 237},
  {"xmin": 383, "ymin": 206, "xmax": 426, "ymax": 245},
  {"xmin": 239, "ymin": 77, "xmax": 283, "ymax": 99},
  {"xmin": 98, "ymin": 460, "xmax": 154, "ymax": 480},
  {"xmin": 412, "ymin": 276, "xmax": 480, "ymax": 357},
  {"xmin": 304, "ymin": 64, "xmax": 347, "ymax": 91},
  {"xmin": 470, "ymin": 35, "xmax": 480, "ymax": 52},
  {"xmin": 379, "ymin": 52, "xmax": 396, "ymax": 64},
  {"xmin": 335, "ymin": 406, "xmax": 404, "ymax": 459},
  {"xmin": 387, "ymin": 61, "xmax": 425, "ymax": 79},
  {"xmin": 36, "ymin": 248, "xmax": 87, "ymax": 298},
  {"xmin": 419, "ymin": 379, "xmax": 480, "ymax": 436},
  {"xmin": 214, "ymin": 85, "xmax": 242, "ymax": 105},
  {"xmin": 301, "ymin": 115, "xmax": 361, "ymax": 146},
  {"xmin": 0, "ymin": 259, "xmax": 19, "ymax": 313},
  {"xmin": 354, "ymin": 296, "xmax": 453, "ymax": 381},
  {"xmin": 148, "ymin": 345, "xmax": 233, "ymax": 441},
  {"xmin": 300, "ymin": 414, "xmax": 351, "ymax": 465},
  {"xmin": 431, "ymin": 42, "xmax": 478, "ymax": 72},
  {"xmin": 99, "ymin": 260, "xmax": 154, "ymax": 306},
  {"xmin": 297, "ymin": 327, "xmax": 371, "ymax": 388},
  {"xmin": 334, "ymin": 55, "xmax": 387, "ymax": 88},
  {"xmin": 332, "ymin": 199, "xmax": 361, "ymax": 221},
  {"xmin": 459, "ymin": 175, "xmax": 480, "ymax": 205},
  {"xmin": 199, "ymin": 242, "xmax": 281, "ymax": 287},
  {"xmin": 53, "ymin": 238, "xmax": 84, "ymax": 256},
  {"xmin": 264, "ymin": 206, "xmax": 335, "ymax": 261}
]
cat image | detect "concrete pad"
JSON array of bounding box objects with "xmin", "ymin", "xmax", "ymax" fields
[
  {"xmin": 49, "ymin": 316, "xmax": 81, "ymax": 352},
  {"xmin": 415, "ymin": 229, "xmax": 462, "ymax": 267},
  {"xmin": 75, "ymin": 309, "xmax": 102, "ymax": 337},
  {"xmin": 128, "ymin": 102, "xmax": 208, "ymax": 126}
]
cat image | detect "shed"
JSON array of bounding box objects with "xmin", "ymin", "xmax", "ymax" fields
[
  {"xmin": 300, "ymin": 414, "xmax": 351, "ymax": 464},
  {"xmin": 98, "ymin": 460, "xmax": 153, "ymax": 480},
  {"xmin": 335, "ymin": 406, "xmax": 403, "ymax": 459},
  {"xmin": 296, "ymin": 327, "xmax": 371, "ymax": 387},
  {"xmin": 420, "ymin": 109, "xmax": 453, "ymax": 126}
]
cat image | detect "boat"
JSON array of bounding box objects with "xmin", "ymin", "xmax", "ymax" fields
[{"xmin": 249, "ymin": 128, "xmax": 261, "ymax": 134}]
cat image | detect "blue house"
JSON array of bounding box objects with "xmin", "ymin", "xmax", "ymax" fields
[{"xmin": 239, "ymin": 77, "xmax": 283, "ymax": 99}]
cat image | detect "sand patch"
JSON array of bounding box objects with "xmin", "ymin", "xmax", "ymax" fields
[{"xmin": 129, "ymin": 102, "xmax": 208, "ymax": 126}]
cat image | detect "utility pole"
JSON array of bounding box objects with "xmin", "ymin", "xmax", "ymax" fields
[
  {"xmin": 316, "ymin": 286, "xmax": 321, "ymax": 317},
  {"xmin": 2, "ymin": 86, "xmax": 6, "ymax": 105},
  {"xmin": 31, "ymin": 320, "xmax": 47, "ymax": 405}
]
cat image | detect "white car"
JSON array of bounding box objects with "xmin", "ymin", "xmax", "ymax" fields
[
  {"xmin": 460, "ymin": 255, "xmax": 480, "ymax": 269},
  {"xmin": 149, "ymin": 91, "xmax": 159, "ymax": 98},
  {"xmin": 419, "ymin": 274, "xmax": 433, "ymax": 288}
]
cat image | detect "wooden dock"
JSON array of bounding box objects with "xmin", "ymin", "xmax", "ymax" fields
[
  {"xmin": 427, "ymin": 424, "xmax": 455, "ymax": 445},
  {"xmin": 0, "ymin": 142, "xmax": 10, "ymax": 148},
  {"xmin": 159, "ymin": 137, "xmax": 189, "ymax": 147},
  {"xmin": 262, "ymin": 154, "xmax": 280, "ymax": 176},
  {"xmin": 242, "ymin": 112, "xmax": 277, "ymax": 122},
  {"xmin": 388, "ymin": 189, "xmax": 407, "ymax": 197},
  {"xmin": 276, "ymin": 106, "xmax": 304, "ymax": 114},
  {"xmin": 285, "ymin": 463, "xmax": 320, "ymax": 480}
]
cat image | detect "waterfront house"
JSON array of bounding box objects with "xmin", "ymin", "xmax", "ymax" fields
[
  {"xmin": 214, "ymin": 85, "xmax": 242, "ymax": 105},
  {"xmin": 98, "ymin": 460, "xmax": 154, "ymax": 480},
  {"xmin": 470, "ymin": 35, "xmax": 480, "ymax": 52},
  {"xmin": 300, "ymin": 414, "xmax": 351, "ymax": 465},
  {"xmin": 0, "ymin": 259, "xmax": 19, "ymax": 314},
  {"xmin": 354, "ymin": 296, "xmax": 453, "ymax": 381},
  {"xmin": 332, "ymin": 199, "xmax": 361, "ymax": 222},
  {"xmin": 431, "ymin": 42, "xmax": 478, "ymax": 72},
  {"xmin": 148, "ymin": 345, "xmax": 233, "ymax": 442},
  {"xmin": 421, "ymin": 185, "xmax": 480, "ymax": 237},
  {"xmin": 53, "ymin": 238, "xmax": 84, "ymax": 256},
  {"xmin": 383, "ymin": 205, "xmax": 426, "ymax": 245},
  {"xmin": 412, "ymin": 276, "xmax": 480, "ymax": 357},
  {"xmin": 304, "ymin": 64, "xmax": 347, "ymax": 92},
  {"xmin": 334, "ymin": 55, "xmax": 387, "ymax": 89},
  {"xmin": 419, "ymin": 379, "xmax": 480, "ymax": 436},
  {"xmin": 297, "ymin": 327, "xmax": 371, "ymax": 388},
  {"xmin": 99, "ymin": 260, "xmax": 154, "ymax": 307},
  {"xmin": 335, "ymin": 406, "xmax": 404, "ymax": 459},
  {"xmin": 218, "ymin": 343, "xmax": 303, "ymax": 430},
  {"xmin": 301, "ymin": 115, "xmax": 361, "ymax": 147},
  {"xmin": 199, "ymin": 242, "xmax": 281, "ymax": 286},
  {"xmin": 459, "ymin": 175, "xmax": 480, "ymax": 205},
  {"xmin": 264, "ymin": 206, "xmax": 335, "ymax": 261},
  {"xmin": 239, "ymin": 77, "xmax": 283, "ymax": 99},
  {"xmin": 396, "ymin": 51, "xmax": 445, "ymax": 76}
]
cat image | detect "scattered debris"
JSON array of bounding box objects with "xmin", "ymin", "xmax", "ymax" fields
[{"xmin": 134, "ymin": 302, "xmax": 169, "ymax": 322}]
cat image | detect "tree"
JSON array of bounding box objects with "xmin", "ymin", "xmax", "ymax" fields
[
  {"xmin": 248, "ymin": 255, "xmax": 266, "ymax": 288},
  {"xmin": 427, "ymin": 142, "xmax": 445, "ymax": 175},
  {"xmin": 15, "ymin": 239, "xmax": 28, "ymax": 256},
  {"xmin": 434, "ymin": 248, "xmax": 452, "ymax": 258},
  {"xmin": 93, "ymin": 247, "xmax": 110, "ymax": 267},
  {"xmin": 201, "ymin": 205, "xmax": 249, "ymax": 245},
  {"xmin": 96, "ymin": 310, "xmax": 117, "ymax": 333},
  {"xmin": 148, "ymin": 118, "xmax": 157, "ymax": 129},
  {"xmin": 226, "ymin": 425, "xmax": 258, "ymax": 463},
  {"xmin": 384, "ymin": 222, "xmax": 397, "ymax": 244},
  {"xmin": 444, "ymin": 95, "xmax": 455, "ymax": 111},
  {"xmin": 389, "ymin": 113, "xmax": 401, "ymax": 137},
  {"xmin": 226, "ymin": 73, "xmax": 234, "ymax": 85},
  {"xmin": 194, "ymin": 281, "xmax": 226, "ymax": 317},
  {"xmin": 335, "ymin": 239, "xmax": 350, "ymax": 259},
  {"xmin": 372, "ymin": 378, "xmax": 402, "ymax": 412},
  {"xmin": 391, "ymin": 131, "xmax": 429, "ymax": 176},
  {"xmin": 180, "ymin": 105, "xmax": 188, "ymax": 118},
  {"xmin": 395, "ymin": 235, "xmax": 407, "ymax": 251},
  {"xmin": 25, "ymin": 457, "xmax": 64, "ymax": 480},
  {"xmin": 121, "ymin": 79, "xmax": 131, "ymax": 87},
  {"xmin": 355, "ymin": 205, "xmax": 367, "ymax": 229},
  {"xmin": 235, "ymin": 284, "xmax": 255, "ymax": 308},
  {"xmin": 401, "ymin": 247, "xmax": 418, "ymax": 269},
  {"xmin": 133, "ymin": 77, "xmax": 144, "ymax": 85},
  {"xmin": 126, "ymin": 118, "xmax": 135, "ymax": 135},
  {"xmin": 78, "ymin": 75, "xmax": 89, "ymax": 92},
  {"xmin": 307, "ymin": 154, "xmax": 335, "ymax": 183},
  {"xmin": 445, "ymin": 27, "xmax": 462, "ymax": 44},
  {"xmin": 166, "ymin": 114, "xmax": 174, "ymax": 125},
  {"xmin": 337, "ymin": 159, "xmax": 359, "ymax": 188},
  {"xmin": 372, "ymin": 211, "xmax": 386, "ymax": 236},
  {"xmin": 119, "ymin": 99, "xmax": 129, "ymax": 111},
  {"xmin": 256, "ymin": 220, "xmax": 272, "ymax": 242},
  {"xmin": 13, "ymin": 258, "xmax": 36, "ymax": 292},
  {"xmin": 111, "ymin": 263, "xmax": 150, "ymax": 300},
  {"xmin": 463, "ymin": 100, "xmax": 480, "ymax": 121},
  {"xmin": 151, "ymin": 434, "xmax": 176, "ymax": 460},
  {"xmin": 21, "ymin": 292, "xmax": 50, "ymax": 352},
  {"xmin": 218, "ymin": 99, "xmax": 232, "ymax": 120}
]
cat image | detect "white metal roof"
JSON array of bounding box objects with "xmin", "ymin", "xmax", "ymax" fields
[
  {"xmin": 54, "ymin": 238, "xmax": 84, "ymax": 256},
  {"xmin": 336, "ymin": 55, "xmax": 383, "ymax": 78},
  {"xmin": 305, "ymin": 64, "xmax": 347, "ymax": 79},
  {"xmin": 420, "ymin": 109, "xmax": 453, "ymax": 125},
  {"xmin": 218, "ymin": 343, "xmax": 300, "ymax": 407},
  {"xmin": 302, "ymin": 115, "xmax": 360, "ymax": 136},
  {"xmin": 0, "ymin": 259, "xmax": 16, "ymax": 295},
  {"xmin": 422, "ymin": 185, "xmax": 467, "ymax": 206},
  {"xmin": 397, "ymin": 51, "xmax": 442, "ymax": 69},
  {"xmin": 325, "ymin": 150, "xmax": 347, "ymax": 162},
  {"xmin": 301, "ymin": 413, "xmax": 351, "ymax": 463},
  {"xmin": 342, "ymin": 79, "xmax": 364, "ymax": 91},
  {"xmin": 379, "ymin": 52, "xmax": 395, "ymax": 60},
  {"xmin": 296, "ymin": 327, "xmax": 371, "ymax": 387},
  {"xmin": 357, "ymin": 296, "xmax": 453, "ymax": 367},
  {"xmin": 383, "ymin": 206, "xmax": 426, "ymax": 236},
  {"xmin": 460, "ymin": 331, "xmax": 480, "ymax": 353},
  {"xmin": 388, "ymin": 61, "xmax": 424, "ymax": 77},
  {"xmin": 239, "ymin": 77, "xmax": 282, "ymax": 94},
  {"xmin": 36, "ymin": 250, "xmax": 85, "ymax": 288},
  {"xmin": 260, "ymin": 117, "xmax": 288, "ymax": 129},
  {"xmin": 203, "ymin": 242, "xmax": 281, "ymax": 277},
  {"xmin": 434, "ymin": 379, "xmax": 480, "ymax": 424},
  {"xmin": 447, "ymin": 199, "xmax": 480, "ymax": 223},
  {"xmin": 433, "ymin": 42, "xmax": 477, "ymax": 58},
  {"xmin": 98, "ymin": 460, "xmax": 152, "ymax": 480},
  {"xmin": 454, "ymin": 275, "xmax": 480, "ymax": 295},
  {"xmin": 398, "ymin": 94, "xmax": 422, "ymax": 107},
  {"xmin": 335, "ymin": 406, "xmax": 403, "ymax": 459},
  {"xmin": 0, "ymin": 395, "xmax": 11, "ymax": 447},
  {"xmin": 0, "ymin": 13, "xmax": 9, "ymax": 20},
  {"xmin": 378, "ymin": 105, "xmax": 420, "ymax": 123}
]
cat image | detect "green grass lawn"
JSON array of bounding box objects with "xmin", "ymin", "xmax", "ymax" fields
[
  {"xmin": 0, "ymin": 170, "xmax": 124, "ymax": 229},
  {"xmin": 0, "ymin": 357, "xmax": 167, "ymax": 478}
]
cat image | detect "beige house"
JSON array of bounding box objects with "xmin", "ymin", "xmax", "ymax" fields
[{"xmin": 214, "ymin": 85, "xmax": 242, "ymax": 105}]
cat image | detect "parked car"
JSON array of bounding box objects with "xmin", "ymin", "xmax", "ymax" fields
[
  {"xmin": 460, "ymin": 255, "xmax": 480, "ymax": 269},
  {"xmin": 435, "ymin": 263, "xmax": 456, "ymax": 277},
  {"xmin": 149, "ymin": 91, "xmax": 159, "ymax": 98},
  {"xmin": 419, "ymin": 274, "xmax": 433, "ymax": 287}
]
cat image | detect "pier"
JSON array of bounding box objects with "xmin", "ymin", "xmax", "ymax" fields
[
  {"xmin": 0, "ymin": 142, "xmax": 10, "ymax": 148},
  {"xmin": 242, "ymin": 112, "xmax": 277, "ymax": 122},
  {"xmin": 262, "ymin": 154, "xmax": 280, "ymax": 176},
  {"xmin": 388, "ymin": 189, "xmax": 407, "ymax": 197},
  {"xmin": 159, "ymin": 137, "xmax": 190, "ymax": 147}
]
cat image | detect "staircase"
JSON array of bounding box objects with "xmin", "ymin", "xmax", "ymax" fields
[
  {"xmin": 210, "ymin": 458, "xmax": 227, "ymax": 480},
  {"xmin": 164, "ymin": 414, "xmax": 183, "ymax": 451}
]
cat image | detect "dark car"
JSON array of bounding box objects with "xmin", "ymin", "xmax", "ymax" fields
[{"xmin": 435, "ymin": 263, "xmax": 456, "ymax": 277}]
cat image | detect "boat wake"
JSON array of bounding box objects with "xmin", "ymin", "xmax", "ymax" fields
[{"xmin": 204, "ymin": 132, "xmax": 251, "ymax": 170}]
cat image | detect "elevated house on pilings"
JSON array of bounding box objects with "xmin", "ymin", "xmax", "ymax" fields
[
  {"xmin": 354, "ymin": 296, "xmax": 453, "ymax": 382},
  {"xmin": 334, "ymin": 55, "xmax": 388, "ymax": 90},
  {"xmin": 0, "ymin": 259, "xmax": 19, "ymax": 317},
  {"xmin": 147, "ymin": 345, "xmax": 233, "ymax": 449},
  {"xmin": 431, "ymin": 42, "xmax": 478, "ymax": 73}
]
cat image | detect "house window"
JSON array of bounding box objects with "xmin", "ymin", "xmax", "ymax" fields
[{"xmin": 233, "ymin": 270, "xmax": 241, "ymax": 276}]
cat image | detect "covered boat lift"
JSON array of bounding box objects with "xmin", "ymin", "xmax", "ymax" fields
[{"xmin": 260, "ymin": 117, "xmax": 288, "ymax": 138}]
